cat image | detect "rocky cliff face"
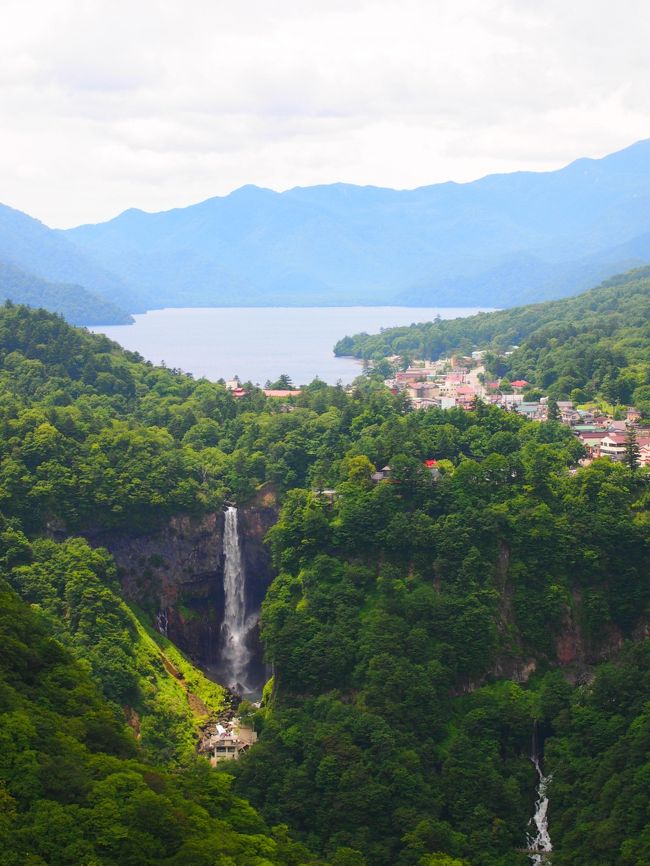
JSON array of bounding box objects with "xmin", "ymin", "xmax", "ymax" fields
[
  {"xmin": 454, "ymin": 541, "xmax": 650, "ymax": 694},
  {"xmin": 84, "ymin": 488, "xmax": 278, "ymax": 690}
]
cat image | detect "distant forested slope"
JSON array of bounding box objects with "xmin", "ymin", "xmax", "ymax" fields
[
  {"xmin": 0, "ymin": 260, "xmax": 133, "ymax": 324},
  {"xmin": 0, "ymin": 201, "xmax": 144, "ymax": 312},
  {"xmin": 335, "ymin": 267, "xmax": 650, "ymax": 408}
]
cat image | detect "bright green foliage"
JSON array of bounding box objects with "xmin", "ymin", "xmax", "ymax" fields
[
  {"xmin": 0, "ymin": 303, "xmax": 405, "ymax": 530},
  {"xmin": 1, "ymin": 529, "xmax": 226, "ymax": 764},
  {"xmin": 231, "ymin": 411, "xmax": 648, "ymax": 865},
  {"xmin": 0, "ymin": 301, "xmax": 648, "ymax": 866},
  {"xmin": 0, "ymin": 579, "xmax": 325, "ymax": 865}
]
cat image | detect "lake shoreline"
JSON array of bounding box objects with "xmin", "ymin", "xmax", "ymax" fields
[{"xmin": 91, "ymin": 305, "xmax": 493, "ymax": 386}]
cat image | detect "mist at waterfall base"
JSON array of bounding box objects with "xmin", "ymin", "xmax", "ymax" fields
[{"xmin": 209, "ymin": 506, "xmax": 267, "ymax": 699}]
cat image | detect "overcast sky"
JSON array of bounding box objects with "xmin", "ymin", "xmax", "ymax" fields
[{"xmin": 1, "ymin": 0, "xmax": 649, "ymax": 227}]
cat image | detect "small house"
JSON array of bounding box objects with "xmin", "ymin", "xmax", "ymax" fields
[
  {"xmin": 423, "ymin": 459, "xmax": 441, "ymax": 479},
  {"xmin": 200, "ymin": 721, "xmax": 258, "ymax": 767}
]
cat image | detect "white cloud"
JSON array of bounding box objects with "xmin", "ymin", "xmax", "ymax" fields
[{"xmin": 0, "ymin": 0, "xmax": 649, "ymax": 226}]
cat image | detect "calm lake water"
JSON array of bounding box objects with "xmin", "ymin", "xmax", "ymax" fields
[{"xmin": 92, "ymin": 306, "xmax": 490, "ymax": 386}]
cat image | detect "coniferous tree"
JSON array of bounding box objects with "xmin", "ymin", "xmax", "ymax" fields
[
  {"xmin": 624, "ymin": 426, "xmax": 641, "ymax": 472},
  {"xmin": 546, "ymin": 397, "xmax": 560, "ymax": 421}
]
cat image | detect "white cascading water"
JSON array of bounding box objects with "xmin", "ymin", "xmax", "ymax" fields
[
  {"xmin": 220, "ymin": 506, "xmax": 254, "ymax": 692},
  {"xmin": 156, "ymin": 608, "xmax": 168, "ymax": 637},
  {"xmin": 527, "ymin": 728, "xmax": 553, "ymax": 865}
]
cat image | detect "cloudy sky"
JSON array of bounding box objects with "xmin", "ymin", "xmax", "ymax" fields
[{"xmin": 1, "ymin": 0, "xmax": 649, "ymax": 227}]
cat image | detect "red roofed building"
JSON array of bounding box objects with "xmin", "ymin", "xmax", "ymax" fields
[
  {"xmin": 510, "ymin": 380, "xmax": 529, "ymax": 391},
  {"xmin": 577, "ymin": 431, "xmax": 608, "ymax": 455},
  {"xmin": 423, "ymin": 459, "xmax": 441, "ymax": 478},
  {"xmin": 395, "ymin": 370, "xmax": 426, "ymax": 384},
  {"xmin": 599, "ymin": 433, "xmax": 627, "ymax": 459},
  {"xmin": 454, "ymin": 385, "xmax": 476, "ymax": 409},
  {"xmin": 263, "ymin": 389, "xmax": 302, "ymax": 398}
]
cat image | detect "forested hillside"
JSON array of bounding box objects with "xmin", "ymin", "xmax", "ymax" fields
[
  {"xmin": 0, "ymin": 202, "xmax": 142, "ymax": 313},
  {"xmin": 0, "ymin": 302, "xmax": 648, "ymax": 865},
  {"xmin": 230, "ymin": 415, "xmax": 648, "ymax": 866},
  {"xmin": 0, "ymin": 306, "xmax": 353, "ymax": 863},
  {"xmin": 0, "ymin": 577, "xmax": 325, "ymax": 866},
  {"xmin": 335, "ymin": 267, "xmax": 650, "ymax": 409},
  {"xmin": 0, "ymin": 260, "xmax": 133, "ymax": 325}
]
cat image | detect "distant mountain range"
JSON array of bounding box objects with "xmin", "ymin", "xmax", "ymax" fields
[
  {"xmin": 0, "ymin": 202, "xmax": 142, "ymax": 323},
  {"xmin": 0, "ymin": 260, "xmax": 133, "ymax": 326},
  {"xmin": 3, "ymin": 139, "xmax": 650, "ymax": 322}
]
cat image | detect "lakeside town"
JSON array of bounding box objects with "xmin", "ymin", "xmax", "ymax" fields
[
  {"xmin": 225, "ymin": 349, "xmax": 650, "ymax": 470},
  {"xmin": 380, "ymin": 351, "xmax": 650, "ymax": 468}
]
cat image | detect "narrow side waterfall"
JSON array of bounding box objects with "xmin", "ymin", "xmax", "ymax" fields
[
  {"xmin": 527, "ymin": 726, "xmax": 553, "ymax": 864},
  {"xmin": 156, "ymin": 608, "xmax": 168, "ymax": 637},
  {"xmin": 220, "ymin": 506, "xmax": 254, "ymax": 693}
]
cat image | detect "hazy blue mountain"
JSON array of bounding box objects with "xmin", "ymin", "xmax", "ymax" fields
[
  {"xmin": 57, "ymin": 138, "xmax": 650, "ymax": 309},
  {"xmin": 0, "ymin": 260, "xmax": 133, "ymax": 325},
  {"xmin": 399, "ymin": 231, "xmax": 650, "ymax": 306},
  {"xmin": 0, "ymin": 203, "xmax": 145, "ymax": 312}
]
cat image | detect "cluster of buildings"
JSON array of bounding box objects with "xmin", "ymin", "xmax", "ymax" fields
[
  {"xmin": 382, "ymin": 355, "xmax": 649, "ymax": 466},
  {"xmin": 383, "ymin": 356, "xmax": 530, "ymax": 413},
  {"xmin": 198, "ymin": 716, "xmax": 258, "ymax": 766},
  {"xmin": 369, "ymin": 459, "xmax": 441, "ymax": 484},
  {"xmin": 225, "ymin": 378, "xmax": 302, "ymax": 400},
  {"xmin": 385, "ymin": 356, "xmax": 482, "ymax": 410},
  {"xmin": 574, "ymin": 422, "xmax": 650, "ymax": 466},
  {"xmin": 225, "ymin": 364, "xmax": 649, "ymax": 467}
]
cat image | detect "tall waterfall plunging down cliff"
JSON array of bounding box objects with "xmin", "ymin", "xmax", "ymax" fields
[
  {"xmin": 220, "ymin": 506, "xmax": 254, "ymax": 693},
  {"xmin": 527, "ymin": 726, "xmax": 553, "ymax": 864}
]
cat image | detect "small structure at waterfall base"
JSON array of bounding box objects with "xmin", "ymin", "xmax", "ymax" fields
[{"xmin": 199, "ymin": 717, "xmax": 258, "ymax": 766}]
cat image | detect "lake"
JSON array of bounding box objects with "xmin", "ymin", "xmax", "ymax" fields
[{"xmin": 92, "ymin": 306, "xmax": 491, "ymax": 386}]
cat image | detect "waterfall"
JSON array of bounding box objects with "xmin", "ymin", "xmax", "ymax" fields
[
  {"xmin": 527, "ymin": 725, "xmax": 553, "ymax": 864},
  {"xmin": 156, "ymin": 608, "xmax": 168, "ymax": 637},
  {"xmin": 220, "ymin": 506, "xmax": 254, "ymax": 693}
]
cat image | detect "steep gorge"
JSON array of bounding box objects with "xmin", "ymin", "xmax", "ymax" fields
[
  {"xmin": 82, "ymin": 488, "xmax": 647, "ymax": 703},
  {"xmin": 83, "ymin": 488, "xmax": 279, "ymax": 695}
]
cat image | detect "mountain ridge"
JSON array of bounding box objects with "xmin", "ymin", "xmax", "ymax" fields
[
  {"xmin": 61, "ymin": 138, "xmax": 650, "ymax": 309},
  {"xmin": 72, "ymin": 136, "xmax": 650, "ymax": 222},
  {"xmin": 0, "ymin": 201, "xmax": 146, "ymax": 317},
  {"xmin": 3, "ymin": 139, "xmax": 650, "ymax": 314},
  {"xmin": 0, "ymin": 259, "xmax": 133, "ymax": 325}
]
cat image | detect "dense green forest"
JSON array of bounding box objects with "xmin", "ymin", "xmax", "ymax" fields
[
  {"xmin": 0, "ymin": 300, "xmax": 648, "ymax": 865},
  {"xmin": 0, "ymin": 260, "xmax": 133, "ymax": 325},
  {"xmin": 0, "ymin": 575, "xmax": 328, "ymax": 866},
  {"xmin": 335, "ymin": 268, "xmax": 650, "ymax": 410},
  {"xmin": 231, "ymin": 423, "xmax": 648, "ymax": 866}
]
